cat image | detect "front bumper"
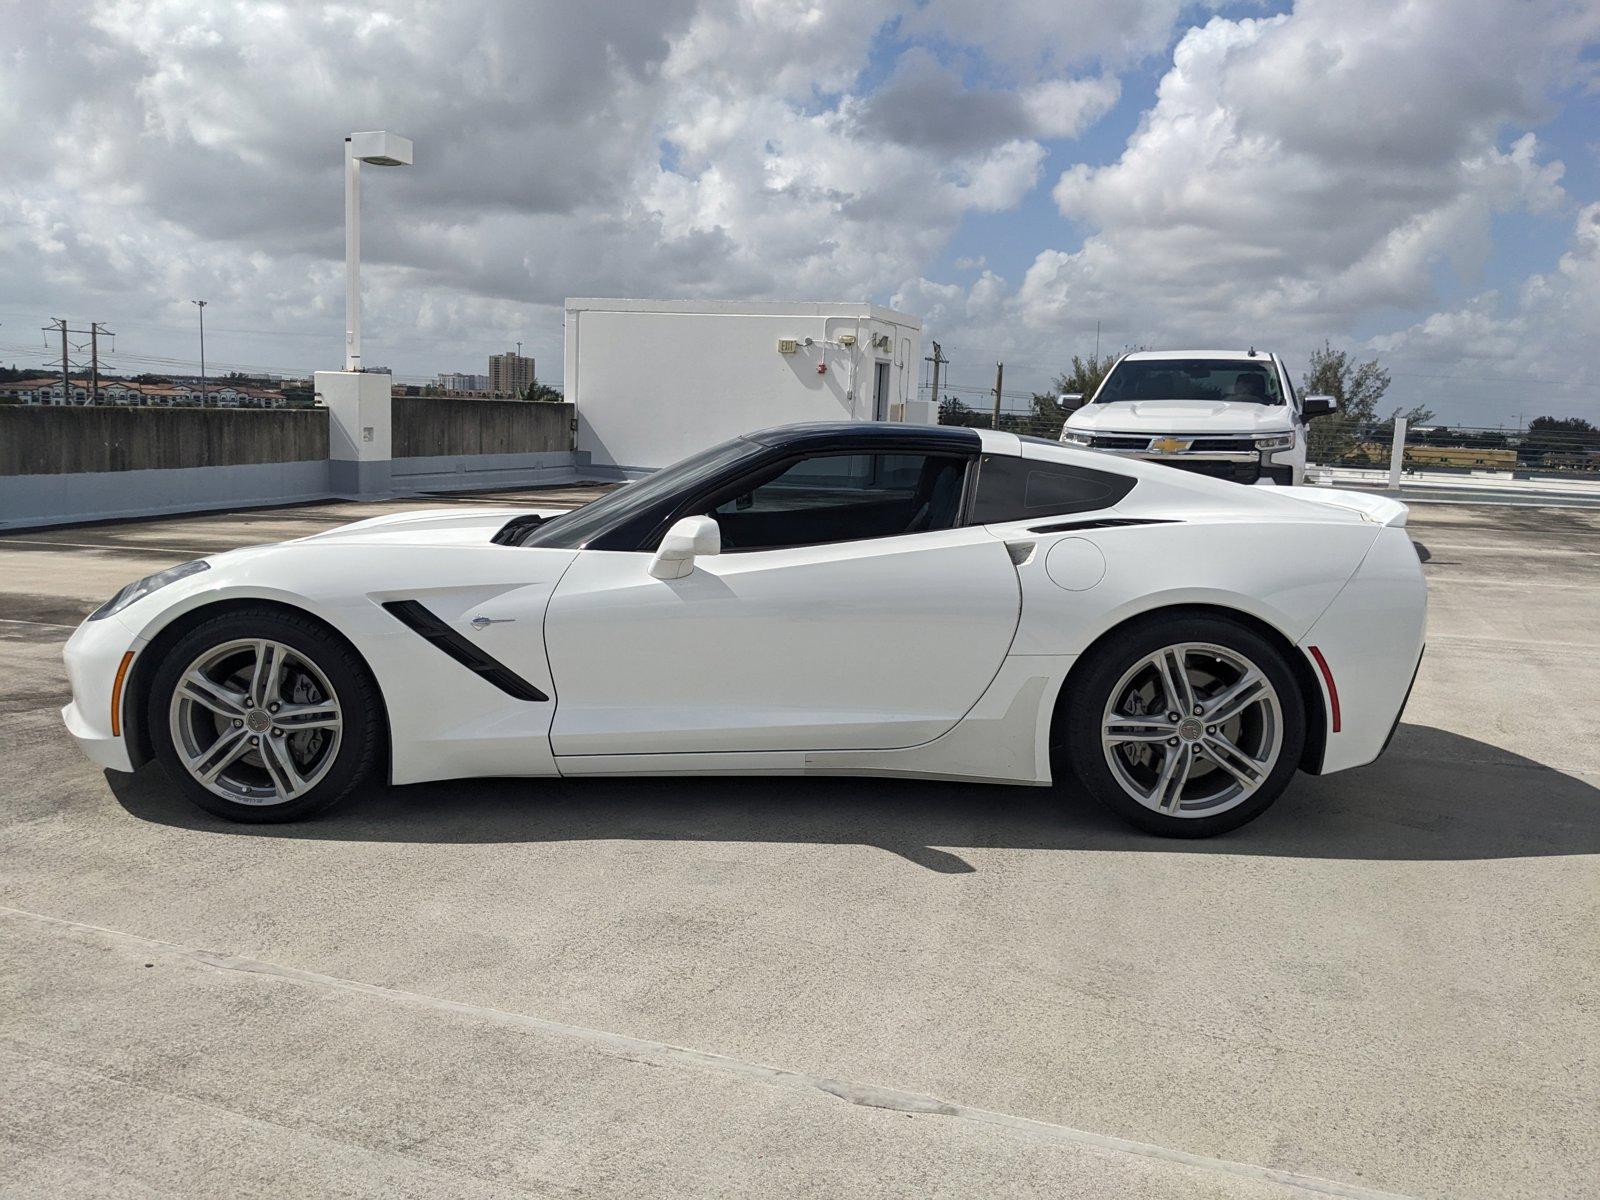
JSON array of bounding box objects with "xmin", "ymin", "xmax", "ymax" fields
[
  {"xmin": 1160, "ymin": 458, "xmax": 1294, "ymax": 485},
  {"xmin": 1061, "ymin": 434, "xmax": 1296, "ymax": 484},
  {"xmin": 1070, "ymin": 447, "xmax": 1293, "ymax": 484},
  {"xmin": 61, "ymin": 614, "xmax": 142, "ymax": 774}
]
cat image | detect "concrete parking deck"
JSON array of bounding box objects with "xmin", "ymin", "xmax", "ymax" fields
[{"xmin": 1, "ymin": 493, "xmax": 1596, "ymax": 1199}]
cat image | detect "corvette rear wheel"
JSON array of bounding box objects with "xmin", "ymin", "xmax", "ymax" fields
[
  {"xmin": 149, "ymin": 608, "xmax": 382, "ymax": 822},
  {"xmin": 1061, "ymin": 614, "xmax": 1305, "ymax": 837}
]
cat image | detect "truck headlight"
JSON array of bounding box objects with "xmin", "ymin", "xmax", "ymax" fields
[
  {"xmin": 88, "ymin": 560, "xmax": 209, "ymax": 621},
  {"xmin": 1061, "ymin": 430, "xmax": 1094, "ymax": 447},
  {"xmin": 1255, "ymin": 433, "xmax": 1295, "ymax": 452}
]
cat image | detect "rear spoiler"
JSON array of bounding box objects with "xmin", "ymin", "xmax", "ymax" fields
[{"xmin": 1274, "ymin": 486, "xmax": 1409, "ymax": 527}]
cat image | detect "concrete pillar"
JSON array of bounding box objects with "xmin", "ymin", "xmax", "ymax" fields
[
  {"xmin": 1387, "ymin": 416, "xmax": 1408, "ymax": 492},
  {"xmin": 315, "ymin": 370, "xmax": 393, "ymax": 496}
]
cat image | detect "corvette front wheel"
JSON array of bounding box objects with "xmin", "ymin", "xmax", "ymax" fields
[
  {"xmin": 1061, "ymin": 614, "xmax": 1305, "ymax": 837},
  {"xmin": 148, "ymin": 608, "xmax": 382, "ymax": 822}
]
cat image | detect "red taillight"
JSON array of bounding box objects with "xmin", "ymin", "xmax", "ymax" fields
[
  {"xmin": 1308, "ymin": 646, "xmax": 1341, "ymax": 733},
  {"xmin": 110, "ymin": 650, "xmax": 135, "ymax": 738}
]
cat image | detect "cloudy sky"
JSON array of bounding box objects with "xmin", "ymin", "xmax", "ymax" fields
[{"xmin": 3, "ymin": 0, "xmax": 1598, "ymax": 424}]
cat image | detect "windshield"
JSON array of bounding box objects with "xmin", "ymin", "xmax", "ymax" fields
[
  {"xmin": 1095, "ymin": 358, "xmax": 1284, "ymax": 406},
  {"xmin": 517, "ymin": 436, "xmax": 763, "ymax": 549}
]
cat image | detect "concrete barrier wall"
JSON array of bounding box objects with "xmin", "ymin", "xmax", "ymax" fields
[
  {"xmin": 391, "ymin": 449, "xmax": 594, "ymax": 494},
  {"xmin": 393, "ymin": 398, "xmax": 573, "ymax": 459},
  {"xmin": 0, "ymin": 460, "xmax": 334, "ymax": 531},
  {"xmin": 0, "ymin": 397, "xmax": 592, "ymax": 531},
  {"xmin": 0, "ymin": 406, "xmax": 329, "ymax": 476}
]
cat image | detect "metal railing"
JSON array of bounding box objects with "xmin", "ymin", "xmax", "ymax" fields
[
  {"xmin": 1307, "ymin": 417, "xmax": 1600, "ymax": 480},
  {"xmin": 934, "ymin": 405, "xmax": 1600, "ymax": 481}
]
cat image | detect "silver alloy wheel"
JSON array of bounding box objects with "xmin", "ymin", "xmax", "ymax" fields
[
  {"xmin": 1100, "ymin": 641, "xmax": 1283, "ymax": 818},
  {"xmin": 168, "ymin": 638, "xmax": 343, "ymax": 805}
]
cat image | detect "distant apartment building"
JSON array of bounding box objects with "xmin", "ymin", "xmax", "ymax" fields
[
  {"xmin": 0, "ymin": 377, "xmax": 289, "ymax": 407},
  {"xmin": 489, "ymin": 351, "xmax": 535, "ymax": 398},
  {"xmin": 436, "ymin": 372, "xmax": 490, "ymax": 393}
]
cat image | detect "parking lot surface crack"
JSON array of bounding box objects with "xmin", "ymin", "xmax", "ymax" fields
[{"xmin": 3, "ymin": 903, "xmax": 1420, "ymax": 1200}]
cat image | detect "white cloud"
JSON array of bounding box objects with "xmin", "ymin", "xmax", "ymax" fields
[
  {"xmin": 1028, "ymin": 2, "xmax": 1589, "ymax": 339},
  {"xmin": 892, "ymin": 0, "xmax": 1600, "ymax": 419},
  {"xmin": 0, "ymin": 0, "xmax": 1136, "ymax": 380},
  {"xmin": 1023, "ymin": 75, "xmax": 1121, "ymax": 140},
  {"xmin": 2, "ymin": 0, "xmax": 1597, "ymax": 428},
  {"xmin": 908, "ymin": 0, "xmax": 1233, "ymax": 72},
  {"xmin": 1368, "ymin": 202, "xmax": 1600, "ymax": 424}
]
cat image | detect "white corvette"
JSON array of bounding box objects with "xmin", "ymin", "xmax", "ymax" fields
[{"xmin": 62, "ymin": 423, "xmax": 1426, "ymax": 837}]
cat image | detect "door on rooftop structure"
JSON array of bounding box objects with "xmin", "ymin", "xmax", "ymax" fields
[{"xmin": 873, "ymin": 360, "xmax": 891, "ymax": 421}]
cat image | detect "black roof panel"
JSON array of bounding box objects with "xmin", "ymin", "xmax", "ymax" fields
[{"xmin": 743, "ymin": 422, "xmax": 982, "ymax": 453}]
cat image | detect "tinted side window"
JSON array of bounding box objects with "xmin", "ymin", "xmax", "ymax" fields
[
  {"xmin": 968, "ymin": 454, "xmax": 1135, "ymax": 523},
  {"xmin": 698, "ymin": 452, "xmax": 969, "ymax": 551}
]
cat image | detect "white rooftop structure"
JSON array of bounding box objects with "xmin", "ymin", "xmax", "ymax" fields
[{"xmin": 563, "ymin": 298, "xmax": 926, "ymax": 475}]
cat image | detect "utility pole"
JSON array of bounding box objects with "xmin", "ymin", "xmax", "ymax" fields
[
  {"xmin": 1094, "ymin": 320, "xmax": 1101, "ymax": 363},
  {"xmin": 991, "ymin": 361, "xmax": 1005, "ymax": 429},
  {"xmin": 90, "ymin": 322, "xmax": 113, "ymax": 404},
  {"xmin": 192, "ymin": 300, "xmax": 208, "ymax": 405},
  {"xmin": 924, "ymin": 341, "xmax": 946, "ymax": 413},
  {"xmin": 55, "ymin": 319, "xmax": 69, "ymax": 403},
  {"xmin": 43, "ymin": 319, "xmax": 104, "ymax": 405}
]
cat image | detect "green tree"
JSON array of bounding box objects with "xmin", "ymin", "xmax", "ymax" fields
[
  {"xmin": 1302, "ymin": 341, "xmax": 1433, "ymax": 464},
  {"xmin": 1027, "ymin": 352, "xmax": 1118, "ymax": 438},
  {"xmin": 1053, "ymin": 352, "xmax": 1117, "ymax": 403},
  {"xmin": 1520, "ymin": 415, "xmax": 1600, "ymax": 464},
  {"xmin": 937, "ymin": 395, "xmax": 989, "ymax": 427},
  {"xmin": 522, "ymin": 378, "xmax": 562, "ymax": 402}
]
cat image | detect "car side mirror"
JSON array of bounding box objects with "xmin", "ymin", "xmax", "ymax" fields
[
  {"xmin": 1059, "ymin": 392, "xmax": 1084, "ymax": 411},
  {"xmin": 1303, "ymin": 395, "xmax": 1338, "ymax": 418},
  {"xmin": 650, "ymin": 515, "xmax": 721, "ymax": 580}
]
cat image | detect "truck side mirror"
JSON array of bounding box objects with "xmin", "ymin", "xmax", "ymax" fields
[
  {"xmin": 1059, "ymin": 393, "xmax": 1085, "ymax": 411},
  {"xmin": 1303, "ymin": 395, "xmax": 1338, "ymax": 418}
]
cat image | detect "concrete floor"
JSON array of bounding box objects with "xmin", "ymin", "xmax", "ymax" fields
[{"xmin": 1, "ymin": 493, "xmax": 1596, "ymax": 1199}]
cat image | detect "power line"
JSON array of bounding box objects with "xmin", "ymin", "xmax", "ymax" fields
[{"xmin": 40, "ymin": 319, "xmax": 112, "ymax": 404}]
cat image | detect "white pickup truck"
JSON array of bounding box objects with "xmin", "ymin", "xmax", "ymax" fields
[{"xmin": 1059, "ymin": 349, "xmax": 1337, "ymax": 485}]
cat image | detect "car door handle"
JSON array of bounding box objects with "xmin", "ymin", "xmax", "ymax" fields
[{"xmin": 470, "ymin": 615, "xmax": 515, "ymax": 630}]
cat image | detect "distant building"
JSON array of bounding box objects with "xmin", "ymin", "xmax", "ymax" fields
[
  {"xmin": 489, "ymin": 351, "xmax": 535, "ymax": 398},
  {"xmin": 437, "ymin": 372, "xmax": 490, "ymax": 393},
  {"xmin": 0, "ymin": 376, "xmax": 288, "ymax": 407}
]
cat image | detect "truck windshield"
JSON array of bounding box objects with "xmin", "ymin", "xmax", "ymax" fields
[{"xmin": 1095, "ymin": 359, "xmax": 1284, "ymax": 406}]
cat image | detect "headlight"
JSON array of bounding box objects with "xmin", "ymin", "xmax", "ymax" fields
[
  {"xmin": 1061, "ymin": 430, "xmax": 1094, "ymax": 446},
  {"xmin": 1255, "ymin": 433, "xmax": 1295, "ymax": 451},
  {"xmin": 88, "ymin": 560, "xmax": 209, "ymax": 621}
]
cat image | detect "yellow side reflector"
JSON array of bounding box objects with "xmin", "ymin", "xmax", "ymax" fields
[{"xmin": 110, "ymin": 650, "xmax": 135, "ymax": 738}]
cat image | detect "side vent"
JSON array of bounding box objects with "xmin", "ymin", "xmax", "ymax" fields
[
  {"xmin": 1027, "ymin": 517, "xmax": 1180, "ymax": 534},
  {"xmin": 382, "ymin": 600, "xmax": 549, "ymax": 702}
]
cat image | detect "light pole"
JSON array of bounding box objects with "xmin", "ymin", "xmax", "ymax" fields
[
  {"xmin": 344, "ymin": 130, "xmax": 414, "ymax": 371},
  {"xmin": 191, "ymin": 300, "xmax": 207, "ymax": 405}
]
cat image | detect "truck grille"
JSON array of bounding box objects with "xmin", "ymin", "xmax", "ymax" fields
[{"xmin": 1084, "ymin": 434, "xmax": 1259, "ymax": 453}]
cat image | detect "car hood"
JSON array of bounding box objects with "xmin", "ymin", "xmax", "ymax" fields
[
  {"xmin": 290, "ymin": 506, "xmax": 570, "ymax": 548},
  {"xmin": 1067, "ymin": 401, "xmax": 1293, "ymax": 434}
]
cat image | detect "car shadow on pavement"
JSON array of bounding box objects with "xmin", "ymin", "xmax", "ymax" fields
[{"xmin": 108, "ymin": 723, "xmax": 1600, "ymax": 873}]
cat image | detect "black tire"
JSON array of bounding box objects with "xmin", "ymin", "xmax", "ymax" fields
[
  {"xmin": 1059, "ymin": 612, "xmax": 1306, "ymax": 838},
  {"xmin": 148, "ymin": 607, "xmax": 383, "ymax": 823}
]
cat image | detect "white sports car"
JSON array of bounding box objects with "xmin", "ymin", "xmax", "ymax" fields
[{"xmin": 62, "ymin": 423, "xmax": 1426, "ymax": 837}]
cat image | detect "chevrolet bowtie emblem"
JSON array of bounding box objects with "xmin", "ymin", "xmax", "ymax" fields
[{"xmin": 1149, "ymin": 437, "xmax": 1192, "ymax": 454}]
